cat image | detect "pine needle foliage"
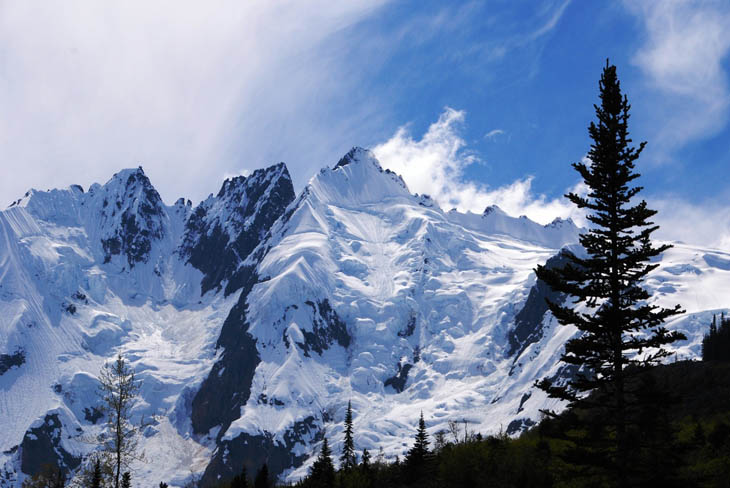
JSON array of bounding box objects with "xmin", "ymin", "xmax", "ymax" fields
[
  {"xmin": 535, "ymin": 60, "xmax": 684, "ymax": 484},
  {"xmin": 340, "ymin": 401, "xmax": 357, "ymax": 471}
]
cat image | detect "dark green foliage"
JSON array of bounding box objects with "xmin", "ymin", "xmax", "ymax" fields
[
  {"xmin": 210, "ymin": 362, "xmax": 730, "ymax": 487},
  {"xmin": 340, "ymin": 401, "xmax": 356, "ymax": 471},
  {"xmin": 404, "ymin": 412, "xmax": 434, "ymax": 483},
  {"xmin": 254, "ymin": 464, "xmax": 269, "ymax": 488},
  {"xmin": 91, "ymin": 458, "xmax": 103, "ymax": 488},
  {"xmin": 360, "ymin": 449, "xmax": 370, "ymax": 470},
  {"xmin": 304, "ymin": 438, "xmax": 335, "ymax": 488},
  {"xmin": 702, "ymin": 313, "xmax": 730, "ymax": 361},
  {"xmin": 120, "ymin": 472, "xmax": 130, "ymax": 488},
  {"xmin": 534, "ymin": 60, "xmax": 684, "ymax": 485},
  {"xmin": 19, "ymin": 464, "xmax": 66, "ymax": 488},
  {"xmin": 230, "ymin": 466, "xmax": 248, "ymax": 488},
  {"xmin": 159, "ymin": 483, "xmax": 168, "ymax": 488}
]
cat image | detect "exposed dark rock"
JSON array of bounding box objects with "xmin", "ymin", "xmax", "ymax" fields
[
  {"xmin": 191, "ymin": 270, "xmax": 260, "ymax": 436},
  {"xmin": 297, "ymin": 299, "xmax": 350, "ymax": 356},
  {"xmin": 385, "ymin": 362, "xmax": 413, "ymax": 393},
  {"xmin": 517, "ymin": 392, "xmax": 532, "ymax": 414},
  {"xmin": 398, "ymin": 314, "xmax": 416, "ymax": 338},
  {"xmin": 99, "ymin": 167, "xmax": 166, "ymax": 267},
  {"xmin": 20, "ymin": 414, "xmax": 81, "ymax": 476},
  {"xmin": 506, "ymin": 417, "xmax": 536, "ymax": 436},
  {"xmin": 507, "ymin": 250, "xmax": 573, "ymax": 358},
  {"xmin": 179, "ymin": 163, "xmax": 295, "ymax": 295},
  {"xmin": 83, "ymin": 406, "xmax": 103, "ymax": 424},
  {"xmin": 200, "ymin": 416, "xmax": 320, "ymax": 486},
  {"xmin": 0, "ymin": 348, "xmax": 25, "ymax": 375}
]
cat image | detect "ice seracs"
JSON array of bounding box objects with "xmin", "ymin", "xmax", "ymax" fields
[{"xmin": 0, "ymin": 148, "xmax": 727, "ymax": 486}]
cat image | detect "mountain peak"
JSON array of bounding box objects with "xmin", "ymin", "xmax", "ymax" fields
[
  {"xmin": 308, "ymin": 148, "xmax": 409, "ymax": 206},
  {"xmin": 179, "ymin": 161, "xmax": 295, "ymax": 295},
  {"xmin": 333, "ymin": 147, "xmax": 377, "ymax": 170},
  {"xmin": 95, "ymin": 166, "xmax": 166, "ymax": 267},
  {"xmin": 482, "ymin": 204, "xmax": 506, "ymax": 217}
]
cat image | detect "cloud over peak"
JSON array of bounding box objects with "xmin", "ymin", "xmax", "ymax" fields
[{"xmin": 373, "ymin": 108, "xmax": 585, "ymax": 226}]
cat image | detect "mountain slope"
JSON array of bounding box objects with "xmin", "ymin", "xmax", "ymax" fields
[
  {"xmin": 0, "ymin": 149, "xmax": 727, "ymax": 486},
  {"xmin": 0, "ymin": 164, "xmax": 295, "ymax": 486}
]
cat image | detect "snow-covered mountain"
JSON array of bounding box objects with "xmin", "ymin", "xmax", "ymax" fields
[{"xmin": 1, "ymin": 149, "xmax": 728, "ymax": 486}]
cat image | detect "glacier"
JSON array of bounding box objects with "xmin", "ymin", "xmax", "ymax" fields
[{"xmin": 0, "ymin": 148, "xmax": 728, "ymax": 486}]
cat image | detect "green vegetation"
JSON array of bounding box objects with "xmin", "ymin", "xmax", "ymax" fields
[{"xmin": 534, "ymin": 59, "xmax": 684, "ymax": 485}]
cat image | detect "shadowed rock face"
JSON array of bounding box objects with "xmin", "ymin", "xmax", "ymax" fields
[
  {"xmin": 0, "ymin": 349, "xmax": 25, "ymax": 376},
  {"xmin": 179, "ymin": 163, "xmax": 295, "ymax": 295},
  {"xmin": 100, "ymin": 168, "xmax": 167, "ymax": 267},
  {"xmin": 200, "ymin": 416, "xmax": 320, "ymax": 487},
  {"xmin": 298, "ymin": 299, "xmax": 351, "ymax": 357},
  {"xmin": 507, "ymin": 250, "xmax": 573, "ymax": 358},
  {"xmin": 20, "ymin": 414, "xmax": 80, "ymax": 476},
  {"xmin": 385, "ymin": 362, "xmax": 413, "ymax": 393},
  {"xmin": 191, "ymin": 266, "xmax": 261, "ymax": 437}
]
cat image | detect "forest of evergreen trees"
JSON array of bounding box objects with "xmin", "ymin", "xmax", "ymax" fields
[
  {"xmin": 702, "ymin": 314, "xmax": 730, "ymax": 361},
  {"xmin": 17, "ymin": 61, "xmax": 730, "ymax": 488}
]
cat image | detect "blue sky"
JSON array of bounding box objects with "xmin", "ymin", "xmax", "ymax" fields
[{"xmin": 1, "ymin": 1, "xmax": 729, "ymax": 246}]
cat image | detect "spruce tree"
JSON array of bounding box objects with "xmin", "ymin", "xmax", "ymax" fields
[
  {"xmin": 91, "ymin": 458, "xmax": 103, "ymax": 488},
  {"xmin": 120, "ymin": 472, "xmax": 130, "ymax": 488},
  {"xmin": 535, "ymin": 60, "xmax": 684, "ymax": 485},
  {"xmin": 404, "ymin": 412, "xmax": 432, "ymax": 482},
  {"xmin": 702, "ymin": 314, "xmax": 730, "ymax": 361},
  {"xmin": 361, "ymin": 448, "xmax": 371, "ymax": 470},
  {"xmin": 409, "ymin": 411, "xmax": 430, "ymax": 463},
  {"xmin": 253, "ymin": 464, "xmax": 269, "ymax": 488},
  {"xmin": 340, "ymin": 401, "xmax": 356, "ymax": 470},
  {"xmin": 231, "ymin": 466, "xmax": 248, "ymax": 488},
  {"xmin": 309, "ymin": 437, "xmax": 335, "ymax": 488}
]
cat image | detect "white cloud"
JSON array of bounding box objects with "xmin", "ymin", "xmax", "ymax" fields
[
  {"xmin": 484, "ymin": 129, "xmax": 505, "ymax": 140},
  {"xmin": 651, "ymin": 197, "xmax": 730, "ymax": 250},
  {"xmin": 372, "ymin": 108, "xmax": 729, "ymax": 249},
  {"xmin": 0, "ymin": 1, "xmax": 388, "ymax": 205},
  {"xmin": 373, "ymin": 108, "xmax": 586, "ymax": 225},
  {"xmin": 626, "ymin": 1, "xmax": 730, "ymax": 150}
]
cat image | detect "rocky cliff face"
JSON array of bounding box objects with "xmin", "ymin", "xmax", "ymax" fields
[{"xmin": 0, "ymin": 150, "xmax": 725, "ymax": 486}]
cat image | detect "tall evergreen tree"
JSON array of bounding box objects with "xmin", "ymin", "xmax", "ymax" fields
[
  {"xmin": 360, "ymin": 448, "xmax": 371, "ymax": 470},
  {"xmin": 91, "ymin": 458, "xmax": 103, "ymax": 488},
  {"xmin": 120, "ymin": 472, "xmax": 130, "ymax": 488},
  {"xmin": 308, "ymin": 437, "xmax": 335, "ymax": 488},
  {"xmin": 535, "ymin": 60, "xmax": 684, "ymax": 485},
  {"xmin": 702, "ymin": 314, "xmax": 730, "ymax": 361},
  {"xmin": 408, "ymin": 411, "xmax": 430, "ymax": 463},
  {"xmin": 231, "ymin": 466, "xmax": 249, "ymax": 488},
  {"xmin": 253, "ymin": 464, "xmax": 269, "ymax": 488},
  {"xmin": 53, "ymin": 468, "xmax": 65, "ymax": 488},
  {"xmin": 404, "ymin": 411, "xmax": 433, "ymax": 483},
  {"xmin": 340, "ymin": 401, "xmax": 356, "ymax": 470}
]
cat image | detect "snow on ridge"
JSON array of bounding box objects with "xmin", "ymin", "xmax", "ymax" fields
[{"xmin": 2, "ymin": 149, "xmax": 728, "ymax": 486}]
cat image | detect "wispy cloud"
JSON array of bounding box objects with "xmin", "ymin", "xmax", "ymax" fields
[
  {"xmin": 0, "ymin": 1, "xmax": 388, "ymax": 205},
  {"xmin": 525, "ymin": 0, "xmax": 572, "ymax": 43},
  {"xmin": 373, "ymin": 108, "xmax": 585, "ymax": 225},
  {"xmin": 651, "ymin": 196, "xmax": 730, "ymax": 250},
  {"xmin": 484, "ymin": 129, "xmax": 506, "ymax": 140},
  {"xmin": 626, "ymin": 1, "xmax": 730, "ymax": 152},
  {"xmin": 373, "ymin": 108, "xmax": 730, "ymax": 249}
]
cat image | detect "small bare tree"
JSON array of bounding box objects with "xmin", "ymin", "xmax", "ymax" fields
[{"xmin": 98, "ymin": 354, "xmax": 143, "ymax": 488}]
